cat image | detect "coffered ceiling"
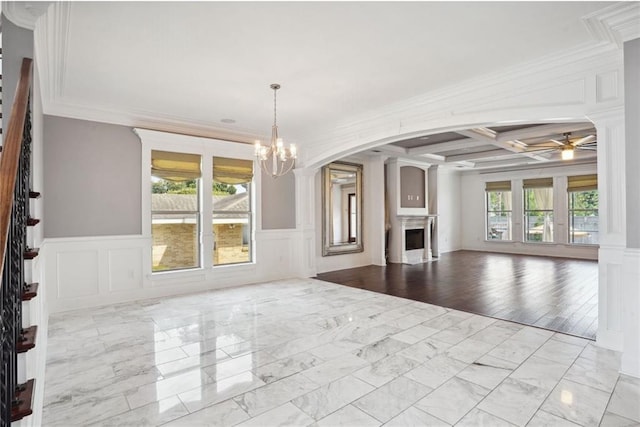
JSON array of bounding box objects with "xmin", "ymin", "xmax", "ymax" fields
[{"xmin": 367, "ymin": 121, "xmax": 598, "ymax": 171}]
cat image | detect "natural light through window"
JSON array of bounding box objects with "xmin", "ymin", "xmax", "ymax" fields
[
  {"xmin": 523, "ymin": 178, "xmax": 554, "ymax": 243},
  {"xmin": 151, "ymin": 150, "xmax": 202, "ymax": 272},
  {"xmin": 486, "ymin": 181, "xmax": 512, "ymax": 241},
  {"xmin": 568, "ymin": 174, "xmax": 599, "ymax": 245}
]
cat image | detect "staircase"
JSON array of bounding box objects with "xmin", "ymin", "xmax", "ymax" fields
[{"xmin": 1, "ymin": 58, "xmax": 41, "ymax": 426}]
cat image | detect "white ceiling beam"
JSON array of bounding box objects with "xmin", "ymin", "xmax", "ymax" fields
[
  {"xmin": 495, "ymin": 122, "xmax": 595, "ymax": 143},
  {"xmin": 459, "ymin": 128, "xmax": 550, "ymax": 162},
  {"xmin": 445, "ymin": 149, "xmax": 512, "ymax": 162},
  {"xmin": 374, "ymin": 144, "xmax": 407, "ymax": 155},
  {"xmin": 419, "ymin": 153, "xmax": 446, "ymax": 162},
  {"xmin": 407, "ymin": 138, "xmax": 486, "ymax": 155},
  {"xmin": 472, "ymin": 157, "xmax": 541, "ymax": 169}
]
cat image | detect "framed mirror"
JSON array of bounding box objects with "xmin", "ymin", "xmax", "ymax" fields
[{"xmin": 322, "ymin": 162, "xmax": 363, "ymax": 256}]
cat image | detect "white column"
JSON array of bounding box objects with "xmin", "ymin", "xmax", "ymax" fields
[
  {"xmin": 591, "ymin": 110, "xmax": 626, "ymax": 351},
  {"xmin": 293, "ymin": 167, "xmax": 318, "ymax": 277},
  {"xmin": 366, "ymin": 155, "xmax": 387, "ymax": 266}
]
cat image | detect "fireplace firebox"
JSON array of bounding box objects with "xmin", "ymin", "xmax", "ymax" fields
[{"xmin": 405, "ymin": 228, "xmax": 425, "ymax": 251}]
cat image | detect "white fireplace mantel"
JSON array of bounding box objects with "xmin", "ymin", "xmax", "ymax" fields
[{"xmin": 389, "ymin": 215, "xmax": 437, "ymax": 264}]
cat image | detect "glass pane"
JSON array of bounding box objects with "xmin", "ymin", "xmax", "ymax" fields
[
  {"xmin": 524, "ymin": 187, "xmax": 554, "ymax": 243},
  {"xmin": 525, "ymin": 212, "xmax": 554, "ymax": 242},
  {"xmin": 152, "ymin": 213, "xmax": 200, "ymax": 271},
  {"xmin": 569, "ymin": 190, "xmax": 599, "ymax": 245},
  {"xmin": 213, "ymin": 214, "xmax": 250, "ymax": 265},
  {"xmin": 488, "ymin": 191, "xmax": 511, "ymax": 211},
  {"xmin": 570, "ymin": 211, "xmax": 599, "ymax": 244},
  {"xmin": 213, "ymin": 182, "xmax": 251, "ymax": 265},
  {"xmin": 487, "ymin": 212, "xmax": 512, "ymax": 240}
]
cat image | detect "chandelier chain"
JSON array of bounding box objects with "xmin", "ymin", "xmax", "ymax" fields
[{"xmin": 273, "ymin": 86, "xmax": 277, "ymax": 127}]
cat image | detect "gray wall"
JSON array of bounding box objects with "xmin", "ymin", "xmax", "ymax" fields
[
  {"xmin": 400, "ymin": 166, "xmax": 425, "ymax": 208},
  {"xmin": 43, "ymin": 116, "xmax": 142, "ymax": 237},
  {"xmin": 625, "ymin": 38, "xmax": 640, "ymax": 249},
  {"xmin": 261, "ymin": 168, "xmax": 296, "ymax": 229},
  {"xmin": 1, "ymin": 15, "xmax": 34, "ymax": 137}
]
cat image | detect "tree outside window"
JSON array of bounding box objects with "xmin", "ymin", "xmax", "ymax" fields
[{"xmin": 568, "ymin": 175, "xmax": 598, "ymax": 245}]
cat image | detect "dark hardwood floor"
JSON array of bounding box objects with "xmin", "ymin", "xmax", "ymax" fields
[{"xmin": 316, "ymin": 250, "xmax": 598, "ymax": 340}]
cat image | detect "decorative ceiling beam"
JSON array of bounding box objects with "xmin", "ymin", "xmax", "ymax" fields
[
  {"xmin": 374, "ymin": 144, "xmax": 407, "ymax": 155},
  {"xmin": 445, "ymin": 149, "xmax": 513, "ymax": 162},
  {"xmin": 458, "ymin": 128, "xmax": 550, "ymax": 162},
  {"xmin": 407, "ymin": 138, "xmax": 486, "ymax": 155},
  {"xmin": 419, "ymin": 153, "xmax": 446, "ymax": 162},
  {"xmin": 494, "ymin": 122, "xmax": 596, "ymax": 143},
  {"xmin": 472, "ymin": 157, "xmax": 543, "ymax": 169}
]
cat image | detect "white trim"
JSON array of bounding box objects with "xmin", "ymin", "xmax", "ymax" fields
[
  {"xmin": 3, "ymin": 1, "xmax": 53, "ymax": 30},
  {"xmin": 134, "ymin": 128, "xmax": 256, "ymax": 275},
  {"xmin": 43, "ymin": 229, "xmax": 300, "ymax": 313},
  {"xmin": 583, "ymin": 2, "xmax": 640, "ymax": 47}
]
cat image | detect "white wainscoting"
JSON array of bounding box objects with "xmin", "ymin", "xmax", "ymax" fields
[
  {"xmin": 597, "ymin": 245, "xmax": 625, "ymax": 351},
  {"xmin": 621, "ymin": 249, "xmax": 640, "ymax": 377},
  {"xmin": 44, "ymin": 230, "xmax": 301, "ymax": 313}
]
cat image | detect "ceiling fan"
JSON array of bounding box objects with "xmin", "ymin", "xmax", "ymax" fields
[{"xmin": 522, "ymin": 132, "xmax": 597, "ymax": 160}]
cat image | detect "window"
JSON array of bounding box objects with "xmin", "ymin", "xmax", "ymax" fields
[
  {"xmin": 523, "ymin": 178, "xmax": 554, "ymax": 243},
  {"xmin": 151, "ymin": 150, "xmax": 202, "ymax": 272},
  {"xmin": 212, "ymin": 157, "xmax": 253, "ymax": 266},
  {"xmin": 486, "ymin": 181, "xmax": 512, "ymax": 240},
  {"xmin": 568, "ymin": 174, "xmax": 599, "ymax": 244}
]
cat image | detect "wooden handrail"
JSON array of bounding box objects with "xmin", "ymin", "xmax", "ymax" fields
[{"xmin": 0, "ymin": 58, "xmax": 33, "ymax": 280}]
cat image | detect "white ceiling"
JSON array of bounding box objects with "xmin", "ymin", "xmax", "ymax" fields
[{"xmin": 7, "ymin": 1, "xmax": 618, "ymax": 166}]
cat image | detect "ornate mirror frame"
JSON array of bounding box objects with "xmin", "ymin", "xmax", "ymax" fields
[{"xmin": 322, "ymin": 161, "xmax": 363, "ymax": 256}]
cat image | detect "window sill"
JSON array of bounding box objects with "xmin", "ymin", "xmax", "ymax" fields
[
  {"xmin": 484, "ymin": 239, "xmax": 515, "ymax": 243},
  {"xmin": 151, "ymin": 267, "xmax": 205, "ymax": 279},
  {"xmin": 212, "ymin": 261, "xmax": 256, "ymax": 270}
]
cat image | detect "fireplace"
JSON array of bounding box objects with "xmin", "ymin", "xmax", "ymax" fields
[
  {"xmin": 389, "ymin": 216, "xmax": 436, "ymax": 264},
  {"xmin": 405, "ymin": 228, "xmax": 425, "ymax": 251}
]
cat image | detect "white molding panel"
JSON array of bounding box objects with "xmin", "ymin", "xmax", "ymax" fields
[
  {"xmin": 622, "ymin": 249, "xmax": 640, "ymax": 377},
  {"xmin": 302, "ymin": 45, "xmax": 623, "ymax": 169},
  {"xmin": 43, "ymin": 231, "xmax": 300, "ymax": 313},
  {"xmin": 597, "ymin": 245, "xmax": 625, "ymax": 351}
]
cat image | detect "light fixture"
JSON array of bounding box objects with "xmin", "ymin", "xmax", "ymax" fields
[
  {"xmin": 561, "ymin": 133, "xmax": 574, "ymax": 160},
  {"xmin": 561, "ymin": 146, "xmax": 575, "ymax": 160},
  {"xmin": 254, "ymin": 83, "xmax": 297, "ymax": 178}
]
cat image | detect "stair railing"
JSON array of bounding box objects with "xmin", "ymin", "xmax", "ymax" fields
[{"xmin": 0, "ymin": 58, "xmax": 33, "ymax": 426}]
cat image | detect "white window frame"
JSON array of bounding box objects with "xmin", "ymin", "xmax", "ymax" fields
[
  {"xmin": 485, "ymin": 188, "xmax": 513, "ymax": 242},
  {"xmin": 568, "ymin": 189, "xmax": 599, "ymax": 245},
  {"xmin": 136, "ymin": 129, "xmax": 257, "ymax": 277}
]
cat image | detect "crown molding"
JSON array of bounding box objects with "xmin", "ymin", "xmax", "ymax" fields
[
  {"xmin": 583, "ymin": 2, "xmax": 640, "ymax": 47},
  {"xmin": 44, "ymin": 98, "xmax": 265, "ymax": 146},
  {"xmin": 3, "ymin": 1, "xmax": 53, "ymax": 30},
  {"xmin": 34, "ymin": 1, "xmax": 71, "ymax": 109}
]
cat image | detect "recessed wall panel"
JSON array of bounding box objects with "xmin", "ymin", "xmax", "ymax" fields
[{"xmin": 57, "ymin": 251, "xmax": 99, "ymax": 298}]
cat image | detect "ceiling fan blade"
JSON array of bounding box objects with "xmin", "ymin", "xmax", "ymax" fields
[
  {"xmin": 523, "ymin": 147, "xmax": 558, "ymax": 154},
  {"xmin": 572, "ymin": 134, "xmax": 596, "ymax": 146},
  {"xmin": 577, "ymin": 146, "xmax": 597, "ymax": 151}
]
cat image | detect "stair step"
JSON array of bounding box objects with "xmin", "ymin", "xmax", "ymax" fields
[
  {"xmin": 16, "ymin": 326, "xmax": 37, "ymax": 353},
  {"xmin": 29, "ymin": 191, "xmax": 41, "ymax": 199},
  {"xmin": 11, "ymin": 379, "xmax": 35, "ymax": 422},
  {"xmin": 27, "ymin": 217, "xmax": 40, "ymax": 226},
  {"xmin": 24, "ymin": 248, "xmax": 39, "ymax": 260},
  {"xmin": 22, "ymin": 283, "xmax": 39, "ymax": 301}
]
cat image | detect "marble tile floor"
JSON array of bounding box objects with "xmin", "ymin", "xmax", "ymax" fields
[{"xmin": 42, "ymin": 278, "xmax": 639, "ymax": 427}]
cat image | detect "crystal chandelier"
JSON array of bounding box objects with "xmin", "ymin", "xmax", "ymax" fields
[{"xmin": 254, "ymin": 83, "xmax": 297, "ymax": 178}]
